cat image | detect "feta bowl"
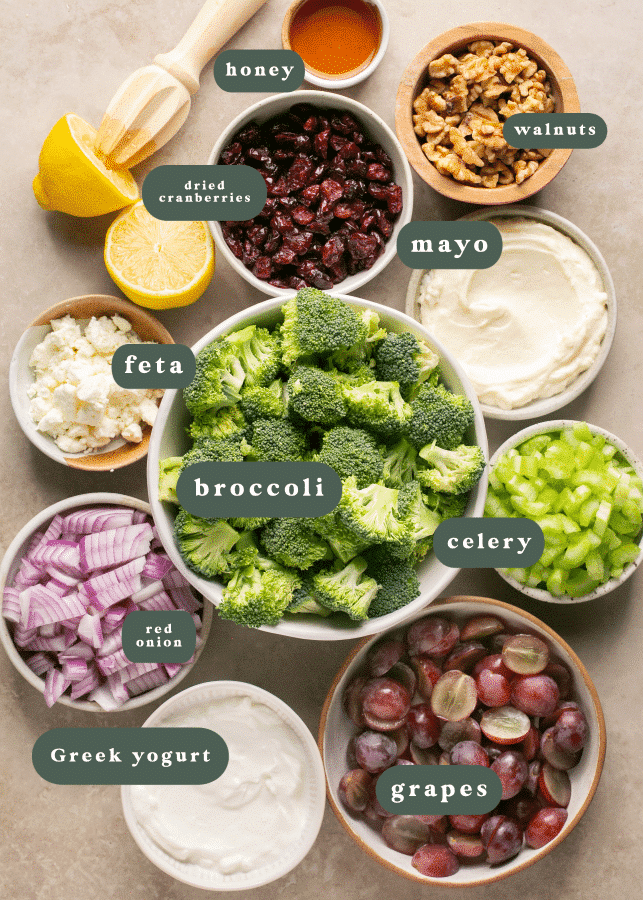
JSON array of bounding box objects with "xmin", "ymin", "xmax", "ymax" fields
[{"xmin": 9, "ymin": 295, "xmax": 174, "ymax": 470}]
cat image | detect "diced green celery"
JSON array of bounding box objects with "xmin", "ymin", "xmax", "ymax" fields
[
  {"xmin": 488, "ymin": 469, "xmax": 504, "ymax": 492},
  {"xmin": 609, "ymin": 542, "xmax": 640, "ymax": 569},
  {"xmin": 560, "ymin": 427, "xmax": 578, "ymax": 448},
  {"xmin": 571, "ymin": 470, "xmax": 607, "ymax": 491},
  {"xmin": 546, "ymin": 568, "xmax": 567, "ymax": 595},
  {"xmin": 510, "ymin": 496, "xmax": 550, "ymax": 517},
  {"xmin": 610, "ymin": 512, "xmax": 638, "ymax": 535},
  {"xmin": 578, "ymin": 498, "xmax": 600, "ymax": 528},
  {"xmin": 572, "ymin": 422, "xmax": 594, "ymax": 442},
  {"xmin": 520, "ymin": 435, "xmax": 552, "ymax": 454},
  {"xmin": 592, "ymin": 500, "xmax": 612, "ymax": 536},
  {"xmin": 504, "ymin": 567, "xmax": 527, "ymax": 584},
  {"xmin": 558, "ymin": 514, "xmax": 581, "ymax": 535},
  {"xmin": 613, "ymin": 474, "xmax": 631, "ymax": 504},
  {"xmin": 564, "ymin": 570, "xmax": 600, "ymax": 597},
  {"xmin": 553, "ymin": 486, "xmax": 573, "ymax": 514},
  {"xmin": 609, "ymin": 565, "xmax": 624, "ymax": 579},
  {"xmin": 575, "ymin": 441, "xmax": 594, "ymax": 469},
  {"xmin": 600, "ymin": 526, "xmax": 622, "ymax": 551},
  {"xmin": 542, "ymin": 442, "xmax": 576, "ymax": 480},
  {"xmin": 525, "ymin": 564, "xmax": 547, "ymax": 587},
  {"xmin": 516, "ymin": 454, "xmax": 541, "ymax": 477},
  {"xmin": 585, "ymin": 549, "xmax": 605, "ymax": 582},
  {"xmin": 563, "ymin": 484, "xmax": 592, "ymax": 516},
  {"xmin": 560, "ymin": 533, "xmax": 600, "ymax": 569},
  {"xmin": 532, "ymin": 477, "xmax": 546, "ymax": 493},
  {"xmin": 621, "ymin": 499, "xmax": 642, "ymax": 526},
  {"xmin": 485, "ymin": 494, "xmax": 513, "ymax": 518},
  {"xmin": 536, "ymin": 515, "xmax": 566, "ymax": 537},
  {"xmin": 535, "ymin": 487, "xmax": 558, "ymax": 513},
  {"xmin": 602, "ymin": 466, "xmax": 621, "ymax": 492},
  {"xmin": 590, "ymin": 432, "xmax": 605, "ymax": 450},
  {"xmin": 600, "ymin": 442, "xmax": 617, "ymax": 460},
  {"xmin": 540, "ymin": 545, "xmax": 564, "ymax": 567},
  {"xmin": 513, "ymin": 480, "xmax": 539, "ymax": 502}
]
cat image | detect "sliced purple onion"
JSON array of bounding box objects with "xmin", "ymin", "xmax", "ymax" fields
[
  {"xmin": 2, "ymin": 587, "xmax": 21, "ymax": 623},
  {"xmin": 77, "ymin": 613, "xmax": 103, "ymax": 649},
  {"xmin": 25, "ymin": 652, "xmax": 55, "ymax": 676},
  {"xmin": 61, "ymin": 507, "xmax": 136, "ymax": 534},
  {"xmin": 44, "ymin": 669, "xmax": 70, "ymax": 707},
  {"xmin": 142, "ymin": 552, "xmax": 174, "ymax": 580},
  {"xmin": 140, "ymin": 591, "xmax": 175, "ymax": 611}
]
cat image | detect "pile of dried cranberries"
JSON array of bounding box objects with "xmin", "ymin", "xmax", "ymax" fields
[{"xmin": 218, "ymin": 103, "xmax": 403, "ymax": 290}]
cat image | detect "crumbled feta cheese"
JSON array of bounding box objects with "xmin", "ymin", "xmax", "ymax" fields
[{"xmin": 27, "ymin": 314, "xmax": 163, "ymax": 454}]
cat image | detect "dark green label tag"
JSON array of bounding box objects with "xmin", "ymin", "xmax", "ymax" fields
[
  {"xmin": 33, "ymin": 727, "xmax": 229, "ymax": 784},
  {"xmin": 376, "ymin": 765, "xmax": 502, "ymax": 814},
  {"xmin": 122, "ymin": 611, "xmax": 196, "ymax": 663},
  {"xmin": 397, "ymin": 221, "xmax": 502, "ymax": 269},
  {"xmin": 142, "ymin": 165, "xmax": 267, "ymax": 221},
  {"xmin": 503, "ymin": 113, "xmax": 607, "ymax": 149},
  {"xmin": 214, "ymin": 50, "xmax": 305, "ymax": 92},
  {"xmin": 111, "ymin": 344, "xmax": 196, "ymax": 389},
  {"xmin": 433, "ymin": 517, "xmax": 544, "ymax": 568},
  {"xmin": 176, "ymin": 461, "xmax": 342, "ymax": 518}
]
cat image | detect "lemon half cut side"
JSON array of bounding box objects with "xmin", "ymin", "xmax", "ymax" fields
[
  {"xmin": 33, "ymin": 114, "xmax": 139, "ymax": 217},
  {"xmin": 104, "ymin": 201, "xmax": 215, "ymax": 309}
]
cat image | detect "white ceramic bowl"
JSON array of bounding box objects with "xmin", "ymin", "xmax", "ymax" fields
[
  {"xmin": 208, "ymin": 90, "xmax": 413, "ymax": 296},
  {"xmin": 282, "ymin": 0, "xmax": 390, "ymax": 89},
  {"xmin": 405, "ymin": 207, "xmax": 617, "ymax": 421},
  {"xmin": 489, "ymin": 420, "xmax": 643, "ymax": 603},
  {"xmin": 9, "ymin": 295, "xmax": 173, "ymax": 470},
  {"xmin": 320, "ymin": 596, "xmax": 606, "ymax": 887},
  {"xmin": 0, "ymin": 493, "xmax": 211, "ymax": 711},
  {"xmin": 121, "ymin": 680, "xmax": 326, "ymax": 890},
  {"xmin": 147, "ymin": 293, "xmax": 488, "ymax": 640}
]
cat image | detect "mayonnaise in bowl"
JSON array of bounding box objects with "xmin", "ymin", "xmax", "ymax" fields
[
  {"xmin": 415, "ymin": 214, "xmax": 612, "ymax": 414},
  {"xmin": 122, "ymin": 681, "xmax": 326, "ymax": 891}
]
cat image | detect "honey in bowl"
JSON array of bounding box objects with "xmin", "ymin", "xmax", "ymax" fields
[{"xmin": 288, "ymin": 0, "xmax": 383, "ymax": 79}]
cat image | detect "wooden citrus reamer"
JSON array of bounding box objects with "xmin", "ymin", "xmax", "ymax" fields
[{"xmin": 95, "ymin": 0, "xmax": 268, "ymax": 169}]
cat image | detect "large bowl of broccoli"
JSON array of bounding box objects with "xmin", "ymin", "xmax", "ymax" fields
[{"xmin": 147, "ymin": 290, "xmax": 488, "ymax": 640}]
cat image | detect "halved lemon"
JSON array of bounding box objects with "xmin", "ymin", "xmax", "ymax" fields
[
  {"xmin": 104, "ymin": 201, "xmax": 215, "ymax": 309},
  {"xmin": 33, "ymin": 113, "xmax": 139, "ymax": 217}
]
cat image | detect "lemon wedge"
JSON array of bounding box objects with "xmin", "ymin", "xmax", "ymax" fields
[
  {"xmin": 104, "ymin": 201, "xmax": 215, "ymax": 309},
  {"xmin": 33, "ymin": 114, "xmax": 139, "ymax": 217}
]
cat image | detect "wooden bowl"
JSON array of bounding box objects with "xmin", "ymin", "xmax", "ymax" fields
[
  {"xmin": 395, "ymin": 23, "xmax": 580, "ymax": 204},
  {"xmin": 9, "ymin": 295, "xmax": 173, "ymax": 471},
  {"xmin": 320, "ymin": 596, "xmax": 606, "ymax": 886}
]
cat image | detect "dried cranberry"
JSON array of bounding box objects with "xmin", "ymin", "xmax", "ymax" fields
[
  {"xmin": 263, "ymin": 230, "xmax": 281, "ymax": 254},
  {"xmin": 314, "ymin": 129, "xmax": 331, "ymax": 158},
  {"xmin": 267, "ymin": 176, "xmax": 289, "ymax": 197},
  {"xmin": 348, "ymin": 232, "xmax": 378, "ymax": 260},
  {"xmin": 360, "ymin": 211, "xmax": 378, "ymax": 231},
  {"xmin": 303, "ymin": 116, "xmax": 319, "ymax": 133},
  {"xmin": 321, "ymin": 235, "xmax": 346, "ymax": 268},
  {"xmin": 287, "ymin": 276, "xmax": 308, "ymax": 290},
  {"xmin": 360, "ymin": 149, "xmax": 378, "ymax": 162},
  {"xmin": 320, "ymin": 179, "xmax": 344, "ymax": 203},
  {"xmin": 298, "ymin": 262, "xmax": 334, "ymax": 289},
  {"xmin": 367, "ymin": 162, "xmax": 391, "ymax": 182},
  {"xmin": 310, "ymin": 162, "xmax": 328, "ymax": 181},
  {"xmin": 247, "ymin": 224, "xmax": 268, "ymax": 246},
  {"xmin": 252, "ymin": 256, "xmax": 273, "ymax": 280},
  {"xmin": 273, "ymin": 246, "xmax": 297, "ymax": 266},
  {"xmin": 276, "ymin": 131, "xmax": 311, "ymax": 151},
  {"xmin": 270, "ymin": 213, "xmax": 295, "ymax": 234},
  {"xmin": 292, "ymin": 206, "xmax": 315, "ymax": 226},
  {"xmin": 299, "ymin": 184, "xmax": 320, "ymax": 206},
  {"xmin": 376, "ymin": 147, "xmax": 393, "ymax": 168},
  {"xmin": 376, "ymin": 210, "xmax": 394, "ymax": 238},
  {"xmin": 331, "ymin": 113, "xmax": 359, "ymax": 134},
  {"xmin": 309, "ymin": 217, "xmax": 332, "ymax": 236},
  {"xmin": 242, "ymin": 244, "xmax": 260, "ymax": 265},
  {"xmin": 220, "ymin": 142, "xmax": 243, "ymax": 165},
  {"xmin": 329, "ymin": 158, "xmax": 348, "ymax": 177},
  {"xmin": 236, "ymin": 124, "xmax": 261, "ymax": 145},
  {"xmin": 279, "ymin": 196, "xmax": 298, "ymax": 210},
  {"xmin": 287, "ymin": 157, "xmax": 313, "ymax": 191},
  {"xmin": 338, "ymin": 141, "xmax": 360, "ymax": 159},
  {"xmin": 247, "ymin": 146, "xmax": 272, "ymax": 166},
  {"xmin": 345, "ymin": 159, "xmax": 369, "ymax": 178},
  {"xmin": 307, "ymin": 239, "xmax": 323, "ymax": 260},
  {"xmin": 385, "ymin": 185, "xmax": 403, "ymax": 215},
  {"xmin": 342, "ymin": 179, "xmax": 360, "ymax": 200},
  {"xmin": 330, "ymin": 134, "xmax": 348, "ymax": 152},
  {"xmin": 283, "ymin": 231, "xmax": 314, "ymax": 254},
  {"xmin": 258, "ymin": 198, "xmax": 278, "ymax": 219},
  {"xmin": 334, "ymin": 203, "xmax": 352, "ymax": 219},
  {"xmin": 226, "ymin": 237, "xmax": 244, "ymax": 260},
  {"xmin": 352, "ymin": 130, "xmax": 365, "ymax": 145},
  {"xmin": 328, "ymin": 259, "xmax": 347, "ymax": 282},
  {"xmin": 268, "ymin": 277, "xmax": 289, "ymax": 289},
  {"xmin": 273, "ymin": 149, "xmax": 296, "ymax": 163}
]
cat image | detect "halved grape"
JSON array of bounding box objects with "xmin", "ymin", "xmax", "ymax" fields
[
  {"xmin": 430, "ymin": 671, "xmax": 477, "ymax": 721},
  {"xmin": 480, "ymin": 706, "xmax": 531, "ymax": 744},
  {"xmin": 439, "ymin": 751, "xmax": 451, "ymax": 765},
  {"xmin": 410, "ymin": 742, "xmax": 440, "ymax": 765},
  {"xmin": 411, "ymin": 655, "xmax": 443, "ymax": 699},
  {"xmin": 438, "ymin": 718, "xmax": 481, "ymax": 751},
  {"xmin": 411, "ymin": 844, "xmax": 460, "ymax": 877},
  {"xmin": 448, "ymin": 813, "xmax": 489, "ymax": 834},
  {"xmin": 542, "ymin": 700, "xmax": 582, "ymax": 730},
  {"xmin": 446, "ymin": 830, "xmax": 485, "ymax": 858},
  {"xmin": 525, "ymin": 807, "xmax": 567, "ymax": 848},
  {"xmin": 525, "ymin": 760, "xmax": 542, "ymax": 796},
  {"xmin": 499, "ymin": 793, "xmax": 541, "ymax": 829},
  {"xmin": 407, "ymin": 617, "xmax": 460, "ymax": 658},
  {"xmin": 368, "ymin": 774, "xmax": 394, "ymax": 818},
  {"xmin": 539, "ymin": 762, "xmax": 571, "ymax": 807},
  {"xmin": 450, "ymin": 741, "xmax": 489, "ymax": 767},
  {"xmin": 444, "ymin": 641, "xmax": 487, "ymax": 673},
  {"xmin": 491, "ymin": 750, "xmax": 528, "ymax": 800},
  {"xmin": 510, "ymin": 674, "xmax": 559, "ymax": 717},
  {"xmin": 367, "ymin": 639, "xmax": 404, "ymax": 677},
  {"xmin": 540, "ymin": 727, "xmax": 581, "ymax": 770},
  {"xmin": 473, "ymin": 653, "xmax": 513, "ymax": 680},
  {"xmin": 387, "ymin": 662, "xmax": 417, "ymax": 698},
  {"xmin": 476, "ymin": 669, "xmax": 512, "ymax": 707},
  {"xmin": 460, "ymin": 615, "xmax": 505, "ymax": 642},
  {"xmin": 354, "ymin": 730, "xmax": 398, "ymax": 773},
  {"xmin": 343, "ymin": 676, "xmax": 367, "ymax": 727},
  {"xmin": 544, "ymin": 660, "xmax": 572, "ymax": 699},
  {"xmin": 382, "ymin": 815, "xmax": 431, "ymax": 854},
  {"xmin": 521, "ymin": 726, "xmax": 540, "ymax": 761},
  {"xmin": 502, "ymin": 634, "xmax": 549, "ymax": 675},
  {"xmin": 338, "ymin": 768, "xmax": 372, "ymax": 814},
  {"xmin": 389, "ymin": 726, "xmax": 410, "ymax": 757},
  {"xmin": 553, "ymin": 708, "xmax": 588, "ymax": 753},
  {"xmin": 480, "ymin": 815, "xmax": 523, "ymax": 864},
  {"xmin": 406, "ymin": 703, "xmax": 441, "ymax": 749},
  {"xmin": 361, "ymin": 677, "xmax": 411, "ymax": 731}
]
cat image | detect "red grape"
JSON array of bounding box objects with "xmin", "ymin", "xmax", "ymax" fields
[
  {"xmin": 491, "ymin": 750, "xmax": 528, "ymax": 799},
  {"xmin": 338, "ymin": 769, "xmax": 371, "ymax": 814},
  {"xmin": 431, "ymin": 671, "xmax": 477, "ymax": 721},
  {"xmin": 354, "ymin": 730, "xmax": 398, "ymax": 773},
  {"xmin": 553, "ymin": 708, "xmax": 588, "ymax": 753},
  {"xmin": 502, "ymin": 634, "xmax": 549, "ymax": 675},
  {"xmin": 412, "ymin": 844, "xmax": 460, "ymax": 877},
  {"xmin": 525, "ymin": 808, "xmax": 568, "ymax": 848},
  {"xmin": 450, "ymin": 741, "xmax": 489, "ymax": 767},
  {"xmin": 476, "ymin": 668, "xmax": 512, "ymax": 707},
  {"xmin": 382, "ymin": 816, "xmax": 431, "ymax": 854},
  {"xmin": 367, "ymin": 639, "xmax": 404, "ymax": 677},
  {"xmin": 361, "ymin": 677, "xmax": 411, "ymax": 730},
  {"xmin": 406, "ymin": 704, "xmax": 441, "ymax": 749},
  {"xmin": 481, "ymin": 815, "xmax": 523, "ymax": 864},
  {"xmin": 511, "ymin": 675, "xmax": 560, "ymax": 717},
  {"xmin": 407, "ymin": 617, "xmax": 460, "ymax": 658},
  {"xmin": 448, "ymin": 813, "xmax": 489, "ymax": 834}
]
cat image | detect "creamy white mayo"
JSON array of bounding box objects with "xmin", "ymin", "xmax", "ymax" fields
[
  {"xmin": 131, "ymin": 695, "xmax": 309, "ymax": 874},
  {"xmin": 417, "ymin": 218, "xmax": 608, "ymax": 410}
]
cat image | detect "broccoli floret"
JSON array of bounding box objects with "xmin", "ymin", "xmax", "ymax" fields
[
  {"xmin": 315, "ymin": 426, "xmax": 383, "ymax": 488},
  {"xmin": 363, "ymin": 546, "xmax": 420, "ymax": 618},
  {"xmin": 183, "ymin": 340, "xmax": 246, "ymax": 416},
  {"xmin": 158, "ymin": 457, "xmax": 182, "ymax": 504},
  {"xmin": 218, "ymin": 560, "xmax": 301, "ymax": 627},
  {"xmin": 423, "ymin": 488, "xmax": 469, "ymax": 520},
  {"xmin": 343, "ymin": 381, "xmax": 412, "ymax": 439},
  {"xmin": 327, "ymin": 309, "xmax": 387, "ymax": 370},
  {"xmin": 309, "ymin": 510, "xmax": 372, "ymax": 563},
  {"xmin": 222, "ymin": 531, "xmax": 263, "ymax": 579},
  {"xmin": 187, "ymin": 405, "xmax": 248, "ymax": 443},
  {"xmin": 374, "ymin": 332, "xmax": 439, "ymax": 389},
  {"xmin": 326, "ymin": 363, "xmax": 376, "ymax": 387},
  {"xmin": 338, "ymin": 477, "xmax": 411, "ymax": 550},
  {"xmin": 241, "ymin": 418, "xmax": 307, "ymax": 462},
  {"xmin": 405, "ymin": 383, "xmax": 475, "ymax": 450},
  {"xmin": 380, "ymin": 438, "xmax": 419, "ymax": 488},
  {"xmin": 240, "ymin": 379, "xmax": 287, "ymax": 422},
  {"xmin": 174, "ymin": 510, "xmax": 241, "ymax": 579},
  {"xmin": 418, "ymin": 442, "xmax": 486, "ymax": 494},
  {"xmin": 280, "ymin": 288, "xmax": 368, "ymax": 366},
  {"xmin": 228, "ymin": 516, "xmax": 272, "ymax": 531},
  {"xmin": 286, "ymin": 576, "xmax": 332, "ymax": 617},
  {"xmin": 398, "ymin": 481, "xmax": 442, "ymax": 543},
  {"xmin": 260, "ymin": 518, "xmax": 331, "ymax": 570},
  {"xmin": 180, "ymin": 435, "xmax": 244, "ymax": 467},
  {"xmin": 313, "ymin": 557, "xmax": 380, "ymax": 620},
  {"xmin": 287, "ymin": 365, "xmax": 347, "ymax": 425},
  {"xmin": 224, "ymin": 325, "xmax": 281, "ymax": 387}
]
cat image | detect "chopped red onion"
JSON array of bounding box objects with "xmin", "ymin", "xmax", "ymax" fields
[
  {"xmin": 44, "ymin": 669, "xmax": 70, "ymax": 707},
  {"xmin": 70, "ymin": 665, "xmax": 101, "ymax": 700},
  {"xmin": 77, "ymin": 612, "xmax": 103, "ymax": 649},
  {"xmin": 2, "ymin": 587, "xmax": 21, "ymax": 623},
  {"xmin": 127, "ymin": 668, "xmax": 169, "ymax": 696},
  {"xmin": 142, "ymin": 552, "xmax": 174, "ymax": 580},
  {"xmin": 61, "ymin": 657, "xmax": 89, "ymax": 683},
  {"xmin": 61, "ymin": 507, "xmax": 136, "ymax": 534},
  {"xmin": 26, "ymin": 652, "xmax": 55, "ymax": 676},
  {"xmin": 139, "ymin": 591, "xmax": 175, "ymax": 611}
]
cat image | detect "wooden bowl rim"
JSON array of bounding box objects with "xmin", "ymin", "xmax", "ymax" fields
[{"xmin": 395, "ymin": 22, "xmax": 580, "ymax": 204}]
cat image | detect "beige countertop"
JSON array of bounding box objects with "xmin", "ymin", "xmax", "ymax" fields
[{"xmin": 2, "ymin": 1, "xmax": 642, "ymax": 897}]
